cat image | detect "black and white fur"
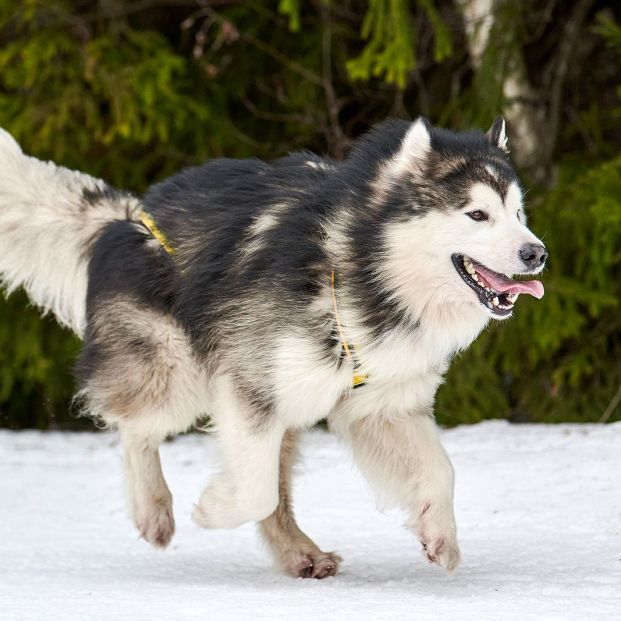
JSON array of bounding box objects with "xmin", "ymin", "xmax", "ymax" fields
[{"xmin": 0, "ymin": 117, "xmax": 546, "ymax": 578}]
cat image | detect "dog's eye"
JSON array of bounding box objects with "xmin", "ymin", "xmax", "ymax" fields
[{"xmin": 466, "ymin": 210, "xmax": 489, "ymax": 222}]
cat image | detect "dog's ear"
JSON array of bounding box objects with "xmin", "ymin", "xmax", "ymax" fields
[
  {"xmin": 487, "ymin": 116, "xmax": 509, "ymax": 153},
  {"xmin": 390, "ymin": 117, "xmax": 432, "ymax": 176}
]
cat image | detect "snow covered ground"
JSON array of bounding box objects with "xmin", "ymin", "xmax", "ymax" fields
[{"xmin": 0, "ymin": 422, "xmax": 619, "ymax": 621}]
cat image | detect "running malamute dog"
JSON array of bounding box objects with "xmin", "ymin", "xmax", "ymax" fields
[{"xmin": 0, "ymin": 117, "xmax": 546, "ymax": 578}]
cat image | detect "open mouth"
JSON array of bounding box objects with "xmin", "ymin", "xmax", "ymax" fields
[{"xmin": 451, "ymin": 254, "xmax": 544, "ymax": 317}]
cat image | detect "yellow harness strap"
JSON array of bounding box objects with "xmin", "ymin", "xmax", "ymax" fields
[
  {"xmin": 139, "ymin": 211, "xmax": 175, "ymax": 255},
  {"xmin": 330, "ymin": 270, "xmax": 368, "ymax": 389}
]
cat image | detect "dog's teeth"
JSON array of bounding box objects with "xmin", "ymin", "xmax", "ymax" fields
[
  {"xmin": 492, "ymin": 296, "xmax": 499, "ymax": 306},
  {"xmin": 466, "ymin": 264, "xmax": 475, "ymax": 275},
  {"xmin": 472, "ymin": 274, "xmax": 479, "ymax": 282}
]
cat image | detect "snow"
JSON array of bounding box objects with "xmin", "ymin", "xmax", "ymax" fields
[{"xmin": 0, "ymin": 422, "xmax": 619, "ymax": 621}]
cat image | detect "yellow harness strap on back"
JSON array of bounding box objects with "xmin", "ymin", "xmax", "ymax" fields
[
  {"xmin": 139, "ymin": 211, "xmax": 175, "ymax": 255},
  {"xmin": 330, "ymin": 270, "xmax": 368, "ymax": 389}
]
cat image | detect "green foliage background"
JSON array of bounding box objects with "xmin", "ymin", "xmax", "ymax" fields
[{"xmin": 0, "ymin": 0, "xmax": 619, "ymax": 428}]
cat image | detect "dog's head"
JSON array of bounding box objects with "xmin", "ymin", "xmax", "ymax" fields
[{"xmin": 367, "ymin": 117, "xmax": 546, "ymax": 320}]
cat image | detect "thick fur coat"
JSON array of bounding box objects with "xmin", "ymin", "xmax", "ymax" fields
[{"xmin": 0, "ymin": 117, "xmax": 546, "ymax": 578}]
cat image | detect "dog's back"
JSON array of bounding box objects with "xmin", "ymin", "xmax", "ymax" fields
[{"xmin": 130, "ymin": 153, "xmax": 339, "ymax": 357}]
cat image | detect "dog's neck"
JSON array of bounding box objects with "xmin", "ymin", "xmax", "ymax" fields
[{"xmin": 325, "ymin": 262, "xmax": 489, "ymax": 385}]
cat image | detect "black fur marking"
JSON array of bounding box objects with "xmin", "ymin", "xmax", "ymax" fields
[
  {"xmin": 86, "ymin": 220, "xmax": 177, "ymax": 315},
  {"xmin": 80, "ymin": 184, "xmax": 138, "ymax": 217},
  {"xmin": 139, "ymin": 156, "xmax": 340, "ymax": 364},
  {"xmin": 76, "ymin": 220, "xmax": 180, "ymax": 393},
  {"xmin": 79, "ymin": 186, "xmax": 134, "ymax": 257},
  {"xmin": 81, "ymin": 185, "xmax": 121, "ymax": 208}
]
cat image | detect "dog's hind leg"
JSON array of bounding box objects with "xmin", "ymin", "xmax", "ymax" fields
[
  {"xmin": 329, "ymin": 409, "xmax": 460, "ymax": 572},
  {"xmin": 120, "ymin": 427, "xmax": 175, "ymax": 549},
  {"xmin": 193, "ymin": 374, "xmax": 284, "ymax": 529},
  {"xmin": 259, "ymin": 430, "xmax": 341, "ymax": 579}
]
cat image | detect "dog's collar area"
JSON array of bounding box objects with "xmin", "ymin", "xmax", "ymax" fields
[
  {"xmin": 452, "ymin": 254, "xmax": 516, "ymax": 316},
  {"xmin": 139, "ymin": 211, "xmax": 175, "ymax": 255},
  {"xmin": 330, "ymin": 270, "xmax": 368, "ymax": 389}
]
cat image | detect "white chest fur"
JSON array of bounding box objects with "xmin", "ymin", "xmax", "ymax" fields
[
  {"xmin": 345, "ymin": 302, "xmax": 488, "ymax": 417},
  {"xmin": 271, "ymin": 300, "xmax": 488, "ymax": 428}
]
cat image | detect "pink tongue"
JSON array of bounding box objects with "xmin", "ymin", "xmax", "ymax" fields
[{"xmin": 475, "ymin": 265, "xmax": 544, "ymax": 299}]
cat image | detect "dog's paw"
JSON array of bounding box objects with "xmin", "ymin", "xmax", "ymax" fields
[
  {"xmin": 411, "ymin": 501, "xmax": 460, "ymax": 573},
  {"xmin": 192, "ymin": 499, "xmax": 235, "ymax": 530},
  {"xmin": 193, "ymin": 477, "xmax": 243, "ymax": 529},
  {"xmin": 135, "ymin": 497, "xmax": 175, "ymax": 548},
  {"xmin": 421, "ymin": 537, "xmax": 461, "ymax": 572},
  {"xmin": 284, "ymin": 550, "xmax": 342, "ymax": 579},
  {"xmin": 193, "ymin": 478, "xmax": 278, "ymax": 529}
]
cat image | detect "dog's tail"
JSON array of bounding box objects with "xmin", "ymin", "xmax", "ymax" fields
[{"xmin": 0, "ymin": 129, "xmax": 141, "ymax": 336}]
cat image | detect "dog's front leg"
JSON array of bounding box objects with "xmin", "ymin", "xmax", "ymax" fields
[
  {"xmin": 192, "ymin": 373, "xmax": 284, "ymax": 529},
  {"xmin": 259, "ymin": 429, "xmax": 342, "ymax": 579},
  {"xmin": 330, "ymin": 409, "xmax": 460, "ymax": 572}
]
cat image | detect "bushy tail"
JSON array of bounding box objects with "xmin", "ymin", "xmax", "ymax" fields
[{"xmin": 0, "ymin": 129, "xmax": 141, "ymax": 336}]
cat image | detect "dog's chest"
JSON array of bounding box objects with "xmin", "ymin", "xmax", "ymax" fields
[
  {"xmin": 271, "ymin": 305, "xmax": 487, "ymax": 425},
  {"xmin": 359, "ymin": 308, "xmax": 486, "ymax": 384},
  {"xmin": 339, "ymin": 308, "xmax": 487, "ymax": 413}
]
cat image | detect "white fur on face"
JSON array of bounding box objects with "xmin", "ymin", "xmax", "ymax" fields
[
  {"xmin": 457, "ymin": 181, "xmax": 543, "ymax": 276},
  {"xmin": 382, "ymin": 180, "xmax": 544, "ymax": 324},
  {"xmin": 506, "ymin": 182, "xmax": 526, "ymax": 223}
]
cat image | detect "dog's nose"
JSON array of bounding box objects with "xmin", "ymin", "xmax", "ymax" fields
[{"xmin": 519, "ymin": 243, "xmax": 547, "ymax": 270}]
